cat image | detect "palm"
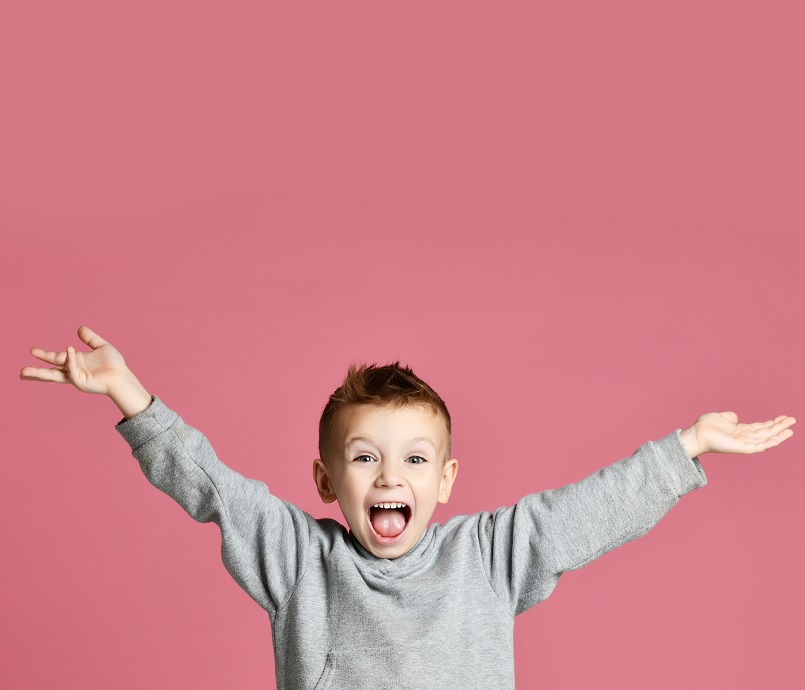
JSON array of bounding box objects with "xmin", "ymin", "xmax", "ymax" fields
[
  {"xmin": 695, "ymin": 411, "xmax": 796, "ymax": 455},
  {"xmin": 20, "ymin": 326, "xmax": 126, "ymax": 395}
]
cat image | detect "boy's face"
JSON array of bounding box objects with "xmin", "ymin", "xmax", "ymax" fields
[{"xmin": 313, "ymin": 403, "xmax": 458, "ymax": 559}]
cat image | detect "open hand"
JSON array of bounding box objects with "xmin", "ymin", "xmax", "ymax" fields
[
  {"xmin": 687, "ymin": 412, "xmax": 796, "ymax": 456},
  {"xmin": 20, "ymin": 326, "xmax": 127, "ymax": 396}
]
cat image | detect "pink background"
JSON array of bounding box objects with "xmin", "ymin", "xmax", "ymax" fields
[{"xmin": 3, "ymin": 2, "xmax": 803, "ymax": 688}]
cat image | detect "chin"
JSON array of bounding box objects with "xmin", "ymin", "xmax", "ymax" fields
[
  {"xmin": 371, "ymin": 543, "xmax": 412, "ymax": 559},
  {"xmin": 361, "ymin": 527, "xmax": 420, "ymax": 559}
]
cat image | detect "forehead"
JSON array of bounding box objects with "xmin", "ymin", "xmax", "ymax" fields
[{"xmin": 333, "ymin": 403, "xmax": 448, "ymax": 449}]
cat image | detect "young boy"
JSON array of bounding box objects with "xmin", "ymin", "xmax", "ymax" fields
[{"xmin": 21, "ymin": 326, "xmax": 795, "ymax": 690}]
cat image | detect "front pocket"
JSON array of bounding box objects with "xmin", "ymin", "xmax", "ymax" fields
[
  {"xmin": 312, "ymin": 651, "xmax": 335, "ymax": 690},
  {"xmin": 311, "ymin": 646, "xmax": 431, "ymax": 690}
]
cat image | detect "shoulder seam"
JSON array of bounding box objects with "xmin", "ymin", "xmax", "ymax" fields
[
  {"xmin": 275, "ymin": 507, "xmax": 315, "ymax": 615},
  {"xmin": 475, "ymin": 511, "xmax": 517, "ymax": 620}
]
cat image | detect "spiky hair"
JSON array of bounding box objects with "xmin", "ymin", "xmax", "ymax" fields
[{"xmin": 318, "ymin": 362, "xmax": 451, "ymax": 460}]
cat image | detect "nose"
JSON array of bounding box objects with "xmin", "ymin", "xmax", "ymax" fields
[{"xmin": 374, "ymin": 461, "xmax": 403, "ymax": 488}]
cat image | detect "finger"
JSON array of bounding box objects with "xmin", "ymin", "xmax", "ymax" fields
[
  {"xmin": 758, "ymin": 428, "xmax": 795, "ymax": 450},
  {"xmin": 19, "ymin": 366, "xmax": 70, "ymax": 383},
  {"xmin": 775, "ymin": 416, "xmax": 796, "ymax": 430},
  {"xmin": 758, "ymin": 415, "xmax": 789, "ymax": 429},
  {"xmin": 762, "ymin": 416, "xmax": 797, "ymax": 434},
  {"xmin": 778, "ymin": 428, "xmax": 795, "ymax": 442},
  {"xmin": 65, "ymin": 344, "xmax": 78, "ymax": 382},
  {"xmin": 744, "ymin": 426, "xmax": 795, "ymax": 451},
  {"xmin": 29, "ymin": 347, "xmax": 68, "ymax": 366},
  {"xmin": 749, "ymin": 420, "xmax": 794, "ymax": 442},
  {"xmin": 748, "ymin": 416, "xmax": 794, "ymax": 432},
  {"xmin": 77, "ymin": 326, "xmax": 109, "ymax": 350}
]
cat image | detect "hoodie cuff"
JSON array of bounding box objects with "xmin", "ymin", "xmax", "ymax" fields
[
  {"xmin": 114, "ymin": 395, "xmax": 178, "ymax": 452},
  {"xmin": 651, "ymin": 429, "xmax": 708, "ymax": 497}
]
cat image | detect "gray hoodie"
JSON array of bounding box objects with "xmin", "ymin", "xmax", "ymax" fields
[{"xmin": 115, "ymin": 395, "xmax": 706, "ymax": 690}]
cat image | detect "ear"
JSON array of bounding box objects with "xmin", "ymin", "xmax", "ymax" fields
[
  {"xmin": 313, "ymin": 458, "xmax": 337, "ymax": 504},
  {"xmin": 437, "ymin": 458, "xmax": 459, "ymax": 504}
]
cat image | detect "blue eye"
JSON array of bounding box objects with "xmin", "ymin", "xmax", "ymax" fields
[
  {"xmin": 355, "ymin": 455, "xmax": 375, "ymax": 463},
  {"xmin": 407, "ymin": 456, "xmax": 426, "ymax": 464}
]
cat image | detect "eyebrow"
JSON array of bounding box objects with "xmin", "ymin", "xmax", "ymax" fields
[
  {"xmin": 344, "ymin": 435, "xmax": 439, "ymax": 451},
  {"xmin": 344, "ymin": 436, "xmax": 377, "ymax": 449},
  {"xmin": 409, "ymin": 437, "xmax": 439, "ymax": 451}
]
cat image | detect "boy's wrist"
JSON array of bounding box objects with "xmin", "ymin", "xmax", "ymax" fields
[
  {"xmin": 108, "ymin": 367, "xmax": 153, "ymax": 420},
  {"xmin": 680, "ymin": 425, "xmax": 706, "ymax": 459}
]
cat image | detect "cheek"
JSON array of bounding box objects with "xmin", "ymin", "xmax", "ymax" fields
[
  {"xmin": 341, "ymin": 482, "xmax": 367, "ymax": 514},
  {"xmin": 414, "ymin": 477, "xmax": 442, "ymax": 504}
]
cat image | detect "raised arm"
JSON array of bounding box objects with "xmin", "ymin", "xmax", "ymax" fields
[
  {"xmin": 114, "ymin": 395, "xmax": 310, "ymax": 615},
  {"xmin": 479, "ymin": 412, "xmax": 794, "ymax": 617},
  {"xmin": 21, "ymin": 326, "xmax": 311, "ymax": 617}
]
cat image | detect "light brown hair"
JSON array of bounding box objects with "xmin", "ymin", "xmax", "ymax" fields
[{"xmin": 318, "ymin": 362, "xmax": 452, "ymax": 461}]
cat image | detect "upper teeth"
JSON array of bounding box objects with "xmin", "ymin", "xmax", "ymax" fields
[{"xmin": 372, "ymin": 502, "xmax": 407, "ymax": 509}]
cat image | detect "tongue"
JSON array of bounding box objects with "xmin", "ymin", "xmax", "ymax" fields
[{"xmin": 370, "ymin": 508, "xmax": 407, "ymax": 537}]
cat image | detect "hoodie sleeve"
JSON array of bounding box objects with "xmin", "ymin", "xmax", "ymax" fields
[
  {"xmin": 477, "ymin": 430, "xmax": 707, "ymax": 616},
  {"xmin": 114, "ymin": 395, "xmax": 309, "ymax": 618}
]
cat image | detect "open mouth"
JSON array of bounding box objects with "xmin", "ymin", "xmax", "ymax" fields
[{"xmin": 367, "ymin": 502, "xmax": 411, "ymax": 543}]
